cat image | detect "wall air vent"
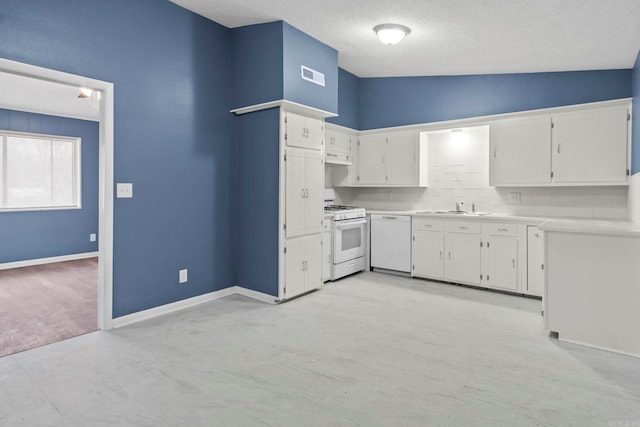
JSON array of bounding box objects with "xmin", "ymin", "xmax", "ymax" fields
[{"xmin": 301, "ymin": 65, "xmax": 325, "ymax": 87}]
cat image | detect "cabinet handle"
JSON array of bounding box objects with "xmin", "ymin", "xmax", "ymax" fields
[
  {"xmin": 448, "ymin": 251, "xmax": 451, "ymax": 260},
  {"xmin": 440, "ymin": 251, "xmax": 442, "ymax": 260},
  {"xmin": 301, "ymin": 261, "xmax": 305, "ymax": 271},
  {"xmin": 498, "ymin": 228, "xmax": 508, "ymax": 232},
  {"xmin": 459, "ymin": 226, "xmax": 468, "ymax": 230},
  {"xmin": 305, "ymin": 189, "xmax": 309, "ymax": 198},
  {"xmin": 424, "ymin": 224, "xmax": 432, "ymax": 228},
  {"xmin": 301, "ymin": 189, "xmax": 306, "ymax": 198},
  {"xmin": 512, "ymin": 259, "xmax": 515, "ymax": 268},
  {"xmin": 493, "ymin": 148, "xmax": 497, "ymax": 158},
  {"xmin": 326, "ymin": 153, "xmax": 338, "ymax": 157},
  {"xmin": 557, "ymin": 144, "xmax": 560, "ymax": 154},
  {"xmin": 382, "ymin": 156, "xmax": 385, "ymax": 164}
]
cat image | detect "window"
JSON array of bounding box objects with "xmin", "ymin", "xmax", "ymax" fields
[{"xmin": 0, "ymin": 131, "xmax": 81, "ymax": 211}]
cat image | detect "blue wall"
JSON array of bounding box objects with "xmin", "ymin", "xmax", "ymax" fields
[
  {"xmin": 632, "ymin": 51, "xmax": 640, "ymax": 175},
  {"xmin": 230, "ymin": 21, "xmax": 338, "ymax": 114},
  {"xmin": 0, "ymin": 0, "xmax": 235, "ymax": 317},
  {"xmin": 326, "ymin": 68, "xmax": 360, "ymax": 130},
  {"xmin": 0, "ymin": 109, "xmax": 98, "ymax": 263},
  {"xmin": 358, "ymin": 69, "xmax": 632, "ymax": 130},
  {"xmin": 230, "ymin": 22, "xmax": 284, "ymax": 110},
  {"xmin": 234, "ymin": 108, "xmax": 280, "ymax": 297},
  {"xmin": 282, "ymin": 22, "xmax": 338, "ymax": 114}
]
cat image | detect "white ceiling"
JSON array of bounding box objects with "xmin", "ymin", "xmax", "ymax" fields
[
  {"xmin": 170, "ymin": 0, "xmax": 640, "ymax": 77},
  {"xmin": 0, "ymin": 72, "xmax": 99, "ymax": 122}
]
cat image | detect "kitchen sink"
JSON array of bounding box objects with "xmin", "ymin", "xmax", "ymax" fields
[{"xmin": 415, "ymin": 210, "xmax": 491, "ymax": 216}]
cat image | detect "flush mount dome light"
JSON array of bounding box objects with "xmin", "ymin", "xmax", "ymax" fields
[{"xmin": 374, "ymin": 24, "xmax": 411, "ymax": 45}]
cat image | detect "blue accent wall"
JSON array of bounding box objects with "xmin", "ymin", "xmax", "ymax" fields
[
  {"xmin": 358, "ymin": 69, "xmax": 632, "ymax": 130},
  {"xmin": 632, "ymin": 51, "xmax": 640, "ymax": 175},
  {"xmin": 0, "ymin": 0, "xmax": 235, "ymax": 317},
  {"xmin": 282, "ymin": 22, "xmax": 338, "ymax": 114},
  {"xmin": 327, "ymin": 68, "xmax": 360, "ymax": 130},
  {"xmin": 0, "ymin": 109, "xmax": 98, "ymax": 263},
  {"xmin": 230, "ymin": 22, "xmax": 284, "ymax": 110},
  {"xmin": 234, "ymin": 108, "xmax": 280, "ymax": 297}
]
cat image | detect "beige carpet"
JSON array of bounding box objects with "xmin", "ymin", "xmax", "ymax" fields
[{"xmin": 0, "ymin": 258, "xmax": 98, "ymax": 357}]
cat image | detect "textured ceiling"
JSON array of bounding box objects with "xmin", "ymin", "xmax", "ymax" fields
[{"xmin": 170, "ymin": 0, "xmax": 640, "ymax": 77}]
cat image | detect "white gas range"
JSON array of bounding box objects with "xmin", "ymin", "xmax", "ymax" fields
[{"xmin": 324, "ymin": 189, "xmax": 367, "ymax": 280}]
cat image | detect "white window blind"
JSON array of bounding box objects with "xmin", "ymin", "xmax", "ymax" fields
[{"xmin": 0, "ymin": 131, "xmax": 81, "ymax": 211}]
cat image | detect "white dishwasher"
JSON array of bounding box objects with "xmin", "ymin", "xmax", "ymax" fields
[{"xmin": 370, "ymin": 214, "xmax": 411, "ymax": 274}]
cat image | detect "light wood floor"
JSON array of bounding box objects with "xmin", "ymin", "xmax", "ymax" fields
[
  {"xmin": 1, "ymin": 271, "xmax": 639, "ymax": 425},
  {"xmin": 0, "ymin": 258, "xmax": 98, "ymax": 357}
]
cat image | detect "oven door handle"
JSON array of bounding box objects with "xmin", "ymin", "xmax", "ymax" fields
[{"xmin": 335, "ymin": 220, "xmax": 367, "ymax": 230}]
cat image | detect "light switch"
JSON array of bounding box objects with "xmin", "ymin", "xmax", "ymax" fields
[{"xmin": 117, "ymin": 183, "xmax": 133, "ymax": 198}]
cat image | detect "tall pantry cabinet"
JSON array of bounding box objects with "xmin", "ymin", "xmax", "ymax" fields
[
  {"xmin": 280, "ymin": 110, "xmax": 325, "ymax": 299},
  {"xmin": 233, "ymin": 105, "xmax": 328, "ymax": 302}
]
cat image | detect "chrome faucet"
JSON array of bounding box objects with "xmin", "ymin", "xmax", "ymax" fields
[{"xmin": 455, "ymin": 201, "xmax": 464, "ymax": 213}]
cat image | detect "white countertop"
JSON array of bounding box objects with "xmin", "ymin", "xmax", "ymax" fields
[
  {"xmin": 539, "ymin": 218, "xmax": 640, "ymax": 237},
  {"xmin": 365, "ymin": 209, "xmax": 548, "ymax": 225}
]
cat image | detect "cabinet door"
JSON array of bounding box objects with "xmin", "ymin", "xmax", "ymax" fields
[
  {"xmin": 285, "ymin": 148, "xmax": 307, "ymax": 238},
  {"xmin": 323, "ymin": 230, "xmax": 331, "ymax": 282},
  {"xmin": 490, "ymin": 116, "xmax": 552, "ymax": 185},
  {"xmin": 285, "ymin": 112, "xmax": 323, "ymax": 150},
  {"xmin": 526, "ymin": 226, "xmax": 544, "ymax": 297},
  {"xmin": 326, "ymin": 128, "xmax": 352, "ymax": 155},
  {"xmin": 485, "ymin": 237, "xmax": 518, "ymax": 291},
  {"xmin": 304, "ymin": 150, "xmax": 323, "ymax": 235},
  {"xmin": 284, "ymin": 236, "xmax": 307, "ymax": 299},
  {"xmin": 552, "ymin": 106, "xmax": 629, "ymax": 184},
  {"xmin": 412, "ymin": 231, "xmax": 444, "ymax": 280},
  {"xmin": 357, "ymin": 134, "xmax": 387, "ymax": 185},
  {"xmin": 387, "ymin": 132, "xmax": 418, "ymax": 185},
  {"xmin": 304, "ymin": 116, "xmax": 324, "ymax": 151},
  {"xmin": 445, "ymin": 233, "xmax": 481, "ymax": 285},
  {"xmin": 305, "ymin": 234, "xmax": 323, "ymax": 292}
]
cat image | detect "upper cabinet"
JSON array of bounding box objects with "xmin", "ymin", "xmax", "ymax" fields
[
  {"xmin": 490, "ymin": 116, "xmax": 552, "ymax": 186},
  {"xmin": 490, "ymin": 102, "xmax": 630, "ymax": 187},
  {"xmin": 325, "ymin": 126, "xmax": 354, "ymax": 165},
  {"xmin": 353, "ymin": 131, "xmax": 427, "ymax": 187},
  {"xmin": 285, "ymin": 112, "xmax": 324, "ymax": 150},
  {"xmin": 551, "ymin": 106, "xmax": 629, "ymax": 185}
]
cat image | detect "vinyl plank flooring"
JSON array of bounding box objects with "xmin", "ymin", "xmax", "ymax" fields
[{"xmin": 1, "ymin": 271, "xmax": 639, "ymax": 426}]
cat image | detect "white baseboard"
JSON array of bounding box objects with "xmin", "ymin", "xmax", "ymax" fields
[
  {"xmin": 0, "ymin": 252, "xmax": 99, "ymax": 271},
  {"xmin": 110, "ymin": 285, "xmax": 278, "ymax": 329}
]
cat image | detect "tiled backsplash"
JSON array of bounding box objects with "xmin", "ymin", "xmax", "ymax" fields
[{"xmin": 332, "ymin": 125, "xmax": 629, "ymax": 219}]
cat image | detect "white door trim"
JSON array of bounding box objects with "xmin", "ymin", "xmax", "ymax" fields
[{"xmin": 0, "ymin": 58, "xmax": 115, "ymax": 330}]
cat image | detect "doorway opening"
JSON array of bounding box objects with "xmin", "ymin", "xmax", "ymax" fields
[{"xmin": 0, "ymin": 59, "xmax": 114, "ymax": 356}]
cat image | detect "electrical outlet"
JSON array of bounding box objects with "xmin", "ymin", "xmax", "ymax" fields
[
  {"xmin": 508, "ymin": 192, "xmax": 521, "ymax": 204},
  {"xmin": 179, "ymin": 269, "xmax": 188, "ymax": 284},
  {"xmin": 116, "ymin": 183, "xmax": 133, "ymax": 198},
  {"xmin": 90, "ymin": 233, "xmax": 96, "ymax": 242}
]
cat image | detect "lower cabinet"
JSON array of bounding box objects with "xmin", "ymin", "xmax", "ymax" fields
[
  {"xmin": 322, "ymin": 226, "xmax": 331, "ymax": 282},
  {"xmin": 445, "ymin": 232, "xmax": 481, "ymax": 285},
  {"xmin": 412, "ymin": 218, "xmax": 524, "ymax": 293},
  {"xmin": 285, "ymin": 234, "xmax": 322, "ymax": 299},
  {"xmin": 526, "ymin": 226, "xmax": 544, "ymax": 297}
]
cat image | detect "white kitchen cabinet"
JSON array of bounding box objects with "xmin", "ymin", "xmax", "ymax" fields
[
  {"xmin": 412, "ymin": 218, "xmax": 445, "ymax": 280},
  {"xmin": 412, "ymin": 231, "xmax": 444, "ymax": 280},
  {"xmin": 526, "ymin": 226, "xmax": 544, "ymax": 297},
  {"xmin": 552, "ymin": 105, "xmax": 629, "ymax": 185},
  {"xmin": 489, "ymin": 102, "xmax": 630, "ymax": 187},
  {"xmin": 322, "ymin": 220, "xmax": 332, "ymax": 282},
  {"xmin": 284, "ymin": 234, "xmax": 322, "ymax": 299},
  {"xmin": 284, "ymin": 111, "xmax": 324, "ymax": 151},
  {"xmin": 325, "ymin": 126, "xmax": 354, "ymax": 165},
  {"xmin": 357, "ymin": 134, "xmax": 387, "ymax": 185},
  {"xmin": 355, "ymin": 131, "xmax": 426, "ymax": 187},
  {"xmin": 387, "ymin": 131, "xmax": 419, "ymax": 185},
  {"xmin": 445, "ymin": 230, "xmax": 481, "ymax": 286},
  {"xmin": 285, "ymin": 147, "xmax": 323, "ymax": 238},
  {"xmin": 490, "ymin": 116, "xmax": 552, "ymax": 186},
  {"xmin": 484, "ymin": 237, "xmax": 518, "ymax": 291}
]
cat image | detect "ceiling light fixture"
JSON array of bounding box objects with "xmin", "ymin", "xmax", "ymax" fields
[
  {"xmin": 78, "ymin": 87, "xmax": 93, "ymax": 98},
  {"xmin": 374, "ymin": 24, "xmax": 411, "ymax": 45}
]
